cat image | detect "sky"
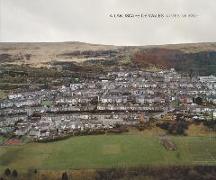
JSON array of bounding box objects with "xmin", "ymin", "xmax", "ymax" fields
[{"xmin": 0, "ymin": 0, "xmax": 215, "ymax": 45}]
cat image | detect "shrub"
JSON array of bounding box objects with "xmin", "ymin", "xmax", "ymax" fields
[
  {"xmin": 4, "ymin": 168, "xmax": 11, "ymax": 176},
  {"xmin": 12, "ymin": 169, "xmax": 18, "ymax": 178},
  {"xmin": 62, "ymin": 172, "xmax": 68, "ymax": 180}
]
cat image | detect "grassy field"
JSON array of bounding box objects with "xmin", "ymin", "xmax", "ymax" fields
[{"xmin": 0, "ymin": 132, "xmax": 216, "ymax": 172}]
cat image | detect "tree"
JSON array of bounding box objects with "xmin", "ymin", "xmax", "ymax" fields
[
  {"xmin": 193, "ymin": 96, "xmax": 203, "ymax": 105},
  {"xmin": 4, "ymin": 168, "xmax": 11, "ymax": 176},
  {"xmin": 12, "ymin": 169, "xmax": 18, "ymax": 178},
  {"xmin": 62, "ymin": 172, "xmax": 69, "ymax": 180},
  {"xmin": 115, "ymin": 123, "xmax": 121, "ymax": 128},
  {"xmin": 139, "ymin": 113, "xmax": 145, "ymax": 124},
  {"xmin": 34, "ymin": 169, "xmax": 38, "ymax": 174}
]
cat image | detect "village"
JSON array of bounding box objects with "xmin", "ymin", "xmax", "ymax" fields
[{"xmin": 0, "ymin": 69, "xmax": 216, "ymax": 141}]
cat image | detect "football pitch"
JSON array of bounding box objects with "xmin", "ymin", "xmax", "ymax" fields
[{"xmin": 0, "ymin": 134, "xmax": 216, "ymax": 171}]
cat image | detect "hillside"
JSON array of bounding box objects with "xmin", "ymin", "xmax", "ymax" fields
[
  {"xmin": 0, "ymin": 42, "xmax": 216, "ymax": 75},
  {"xmin": 132, "ymin": 46, "xmax": 216, "ymax": 75}
]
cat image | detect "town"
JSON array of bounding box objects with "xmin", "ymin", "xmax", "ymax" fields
[{"xmin": 0, "ymin": 69, "xmax": 216, "ymax": 141}]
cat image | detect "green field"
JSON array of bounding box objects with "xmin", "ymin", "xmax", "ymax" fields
[{"xmin": 0, "ymin": 134, "xmax": 216, "ymax": 171}]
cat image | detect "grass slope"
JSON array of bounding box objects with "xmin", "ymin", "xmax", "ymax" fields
[{"xmin": 0, "ymin": 133, "xmax": 216, "ymax": 171}]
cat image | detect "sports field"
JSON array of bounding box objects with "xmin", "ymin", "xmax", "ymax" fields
[{"xmin": 0, "ymin": 133, "xmax": 216, "ymax": 171}]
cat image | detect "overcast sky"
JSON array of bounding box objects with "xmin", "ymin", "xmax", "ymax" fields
[{"xmin": 0, "ymin": 0, "xmax": 215, "ymax": 45}]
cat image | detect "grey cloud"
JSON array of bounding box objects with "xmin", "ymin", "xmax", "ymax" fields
[{"xmin": 0, "ymin": 0, "xmax": 216, "ymax": 45}]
